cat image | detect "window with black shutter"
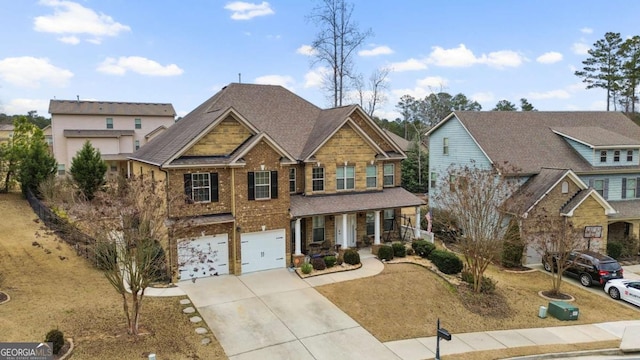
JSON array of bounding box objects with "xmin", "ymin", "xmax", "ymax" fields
[
  {"xmin": 184, "ymin": 174, "xmax": 193, "ymax": 203},
  {"xmin": 248, "ymin": 171, "xmax": 278, "ymax": 200}
]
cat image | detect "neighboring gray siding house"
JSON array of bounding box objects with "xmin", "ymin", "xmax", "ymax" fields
[
  {"xmin": 49, "ymin": 100, "xmax": 176, "ymax": 177},
  {"xmin": 427, "ymin": 111, "xmax": 640, "ymax": 263}
]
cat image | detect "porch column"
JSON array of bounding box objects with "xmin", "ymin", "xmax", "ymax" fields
[
  {"xmin": 342, "ymin": 213, "xmax": 348, "ymax": 248},
  {"xmin": 374, "ymin": 210, "xmax": 381, "ymax": 245},
  {"xmin": 414, "ymin": 206, "xmax": 421, "ymax": 239},
  {"xmin": 294, "ymin": 218, "xmax": 302, "ymax": 256}
]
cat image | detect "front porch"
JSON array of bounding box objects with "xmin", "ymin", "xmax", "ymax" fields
[{"xmin": 289, "ymin": 188, "xmax": 425, "ymax": 264}]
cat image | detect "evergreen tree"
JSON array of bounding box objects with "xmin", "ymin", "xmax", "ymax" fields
[
  {"xmin": 574, "ymin": 32, "xmax": 624, "ymax": 111},
  {"xmin": 401, "ymin": 141, "xmax": 429, "ymax": 193},
  {"xmin": 620, "ymin": 35, "xmax": 640, "ymax": 113},
  {"xmin": 70, "ymin": 141, "xmax": 107, "ymax": 200},
  {"xmin": 492, "ymin": 99, "xmax": 517, "ymax": 111},
  {"xmin": 520, "ymin": 98, "xmax": 536, "ymax": 111},
  {"xmin": 18, "ymin": 128, "xmax": 56, "ymax": 196}
]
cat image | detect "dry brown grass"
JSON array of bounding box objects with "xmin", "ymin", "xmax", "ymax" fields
[
  {"xmin": 316, "ymin": 261, "xmax": 639, "ymax": 343},
  {"xmin": 0, "ymin": 192, "xmax": 227, "ymax": 360}
]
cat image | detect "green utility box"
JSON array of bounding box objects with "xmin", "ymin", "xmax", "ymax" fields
[{"xmin": 548, "ymin": 301, "xmax": 579, "ymax": 321}]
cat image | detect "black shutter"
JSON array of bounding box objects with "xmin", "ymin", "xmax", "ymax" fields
[
  {"xmin": 622, "ymin": 178, "xmax": 627, "ymax": 199},
  {"xmin": 604, "ymin": 179, "xmax": 609, "ymax": 199},
  {"xmin": 210, "ymin": 173, "xmax": 219, "ymax": 202},
  {"xmin": 271, "ymin": 171, "xmax": 278, "ymax": 199},
  {"xmin": 588, "ymin": 179, "xmax": 593, "ymax": 188},
  {"xmin": 183, "ymin": 174, "xmax": 193, "ymax": 203},
  {"xmin": 636, "ymin": 178, "xmax": 640, "ymax": 198},
  {"xmin": 248, "ymin": 172, "xmax": 255, "ymax": 200}
]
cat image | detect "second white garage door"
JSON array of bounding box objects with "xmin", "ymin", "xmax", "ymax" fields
[{"xmin": 241, "ymin": 229, "xmax": 286, "ymax": 273}]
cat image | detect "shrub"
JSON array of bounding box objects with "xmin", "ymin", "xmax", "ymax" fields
[
  {"xmin": 336, "ymin": 254, "xmax": 344, "ymax": 265},
  {"xmin": 460, "ymin": 270, "xmax": 497, "ymax": 294},
  {"xmin": 377, "ymin": 245, "xmax": 394, "ymax": 261},
  {"xmin": 392, "ymin": 242, "xmax": 406, "ymax": 258},
  {"xmin": 607, "ymin": 241, "xmax": 623, "ymax": 260},
  {"xmin": 45, "ymin": 329, "xmax": 64, "ymax": 355},
  {"xmin": 406, "ymin": 247, "xmax": 415, "ymax": 256},
  {"xmin": 343, "ymin": 249, "xmax": 360, "ymax": 265},
  {"xmin": 429, "ymin": 249, "xmax": 463, "ymax": 274},
  {"xmin": 311, "ymin": 257, "xmax": 326, "ymax": 270},
  {"xmin": 324, "ymin": 255, "xmax": 337, "ymax": 268},
  {"xmin": 414, "ymin": 240, "xmax": 435, "ymax": 258},
  {"xmin": 501, "ymin": 241, "xmax": 524, "ymax": 268},
  {"xmin": 301, "ymin": 262, "xmax": 313, "ymax": 274}
]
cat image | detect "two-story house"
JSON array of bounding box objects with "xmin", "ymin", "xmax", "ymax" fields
[
  {"xmin": 428, "ymin": 111, "xmax": 640, "ymax": 263},
  {"xmin": 48, "ymin": 100, "xmax": 176, "ymax": 177},
  {"xmin": 129, "ymin": 83, "xmax": 425, "ymax": 280},
  {"xmin": 0, "ymin": 124, "xmax": 13, "ymax": 144}
]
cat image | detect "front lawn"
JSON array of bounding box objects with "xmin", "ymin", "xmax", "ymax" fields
[
  {"xmin": 315, "ymin": 261, "xmax": 639, "ymax": 343},
  {"xmin": 0, "ymin": 193, "xmax": 227, "ymax": 360}
]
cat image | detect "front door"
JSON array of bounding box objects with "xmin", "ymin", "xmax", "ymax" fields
[{"xmin": 335, "ymin": 214, "xmax": 357, "ymax": 248}]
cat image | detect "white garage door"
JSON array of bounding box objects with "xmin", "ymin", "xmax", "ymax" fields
[
  {"xmin": 241, "ymin": 229, "xmax": 286, "ymax": 273},
  {"xmin": 178, "ymin": 234, "xmax": 229, "ymax": 281}
]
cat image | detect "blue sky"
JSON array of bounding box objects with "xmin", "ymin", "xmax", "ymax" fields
[{"xmin": 1, "ymin": 1, "xmax": 640, "ymax": 121}]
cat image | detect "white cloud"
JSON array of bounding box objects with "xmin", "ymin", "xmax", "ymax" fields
[
  {"xmin": 1, "ymin": 98, "xmax": 50, "ymax": 116},
  {"xmin": 580, "ymin": 27, "xmax": 593, "ymax": 34},
  {"xmin": 0, "ymin": 56, "xmax": 73, "ymax": 88},
  {"xmin": 391, "ymin": 87, "xmax": 431, "ymax": 100},
  {"xmin": 97, "ymin": 56, "xmax": 183, "ymax": 76},
  {"xmin": 416, "ymin": 76, "xmax": 448, "ymax": 89},
  {"xmin": 427, "ymin": 44, "xmax": 525, "ymax": 68},
  {"xmin": 296, "ymin": 45, "xmax": 317, "ymax": 56},
  {"xmin": 34, "ymin": 0, "xmax": 130, "ymax": 44},
  {"xmin": 254, "ymin": 74, "xmax": 295, "ymax": 89},
  {"xmin": 567, "ymin": 82, "xmax": 586, "ymax": 92},
  {"xmin": 572, "ymin": 42, "xmax": 590, "ymax": 55},
  {"xmin": 303, "ymin": 67, "xmax": 328, "ymax": 88},
  {"xmin": 358, "ymin": 45, "xmax": 393, "ymax": 57},
  {"xmin": 471, "ymin": 92, "xmax": 495, "ymax": 103},
  {"xmin": 58, "ymin": 35, "xmax": 79, "ymax": 44},
  {"xmin": 375, "ymin": 109, "xmax": 401, "ymax": 121},
  {"xmin": 536, "ymin": 51, "xmax": 563, "ymax": 64},
  {"xmin": 527, "ymin": 89, "xmax": 571, "ymax": 100},
  {"xmin": 224, "ymin": 1, "xmax": 274, "ymax": 20},
  {"xmin": 389, "ymin": 58, "xmax": 427, "ymax": 72}
]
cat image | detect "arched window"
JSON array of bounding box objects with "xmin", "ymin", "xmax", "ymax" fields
[{"xmin": 561, "ymin": 181, "xmax": 569, "ymax": 194}]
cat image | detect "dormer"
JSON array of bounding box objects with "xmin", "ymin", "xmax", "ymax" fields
[{"xmin": 552, "ymin": 126, "xmax": 640, "ymax": 167}]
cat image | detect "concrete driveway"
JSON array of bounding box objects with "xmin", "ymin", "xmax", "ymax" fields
[{"xmin": 178, "ymin": 268, "xmax": 399, "ymax": 360}]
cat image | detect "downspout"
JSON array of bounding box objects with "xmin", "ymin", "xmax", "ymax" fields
[
  {"xmin": 160, "ymin": 167, "xmax": 174, "ymax": 281},
  {"xmin": 231, "ymin": 168, "xmax": 238, "ymax": 275}
]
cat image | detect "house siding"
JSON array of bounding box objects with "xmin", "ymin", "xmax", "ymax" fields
[
  {"xmin": 579, "ymin": 173, "xmax": 640, "ymax": 201},
  {"xmin": 564, "ymin": 138, "xmax": 595, "ymax": 165},
  {"xmin": 183, "ymin": 116, "xmax": 251, "ymax": 156},
  {"xmin": 571, "ymin": 196, "xmax": 608, "ymax": 253}
]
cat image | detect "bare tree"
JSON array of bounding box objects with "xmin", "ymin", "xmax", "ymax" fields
[
  {"xmin": 353, "ymin": 66, "xmax": 390, "ymax": 117},
  {"xmin": 308, "ymin": 0, "xmax": 372, "ymax": 107},
  {"xmin": 524, "ymin": 208, "xmax": 586, "ymax": 297},
  {"xmin": 433, "ymin": 162, "xmax": 521, "ymax": 293},
  {"xmin": 61, "ymin": 175, "xmax": 178, "ymax": 335}
]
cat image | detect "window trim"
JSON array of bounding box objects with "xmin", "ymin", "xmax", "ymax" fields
[
  {"xmin": 366, "ymin": 165, "xmax": 377, "ymax": 188},
  {"xmin": 289, "ymin": 168, "xmax": 296, "ymax": 193},
  {"xmin": 106, "ymin": 117, "xmax": 113, "ymax": 129},
  {"xmin": 600, "ymin": 150, "xmax": 607, "ymax": 163},
  {"xmin": 312, "ymin": 167, "xmax": 325, "ymax": 192},
  {"xmin": 135, "ymin": 140, "xmax": 140, "ymax": 150},
  {"xmin": 614, "ymin": 150, "xmax": 620, "ymax": 162},
  {"xmin": 336, "ymin": 165, "xmax": 355, "ymax": 190},
  {"xmin": 443, "ymin": 137, "xmax": 449, "ymax": 155},
  {"xmin": 628, "ymin": 150, "xmax": 634, "ymax": 162},
  {"xmin": 366, "ymin": 212, "xmax": 375, "ymax": 236},
  {"xmin": 191, "ymin": 173, "xmax": 212, "ymax": 203},
  {"xmin": 57, "ymin": 164, "xmax": 65, "ymax": 176},
  {"xmin": 383, "ymin": 163, "xmax": 395, "ymax": 187},
  {"xmin": 254, "ymin": 170, "xmax": 271, "ymax": 200},
  {"xmin": 430, "ymin": 172, "xmax": 437, "ymax": 188},
  {"xmin": 312, "ymin": 216, "xmax": 325, "ymax": 243},
  {"xmin": 383, "ymin": 209, "xmax": 395, "ymax": 231},
  {"xmin": 134, "ymin": 118, "xmax": 142, "ymax": 129}
]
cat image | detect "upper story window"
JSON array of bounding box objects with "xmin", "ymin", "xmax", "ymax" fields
[
  {"xmin": 383, "ymin": 163, "xmax": 394, "ymax": 187},
  {"xmin": 443, "ymin": 137, "xmax": 449, "ymax": 155},
  {"xmin": 45, "ymin": 135, "xmax": 53, "ymax": 145},
  {"xmin": 289, "ymin": 168, "xmax": 296, "ymax": 193},
  {"xmin": 312, "ymin": 167, "xmax": 324, "ymax": 191},
  {"xmin": 312, "ymin": 216, "xmax": 325, "ymax": 242},
  {"xmin": 248, "ymin": 171, "xmax": 278, "ymax": 200},
  {"xmin": 135, "ymin": 140, "xmax": 140, "ymax": 150},
  {"xmin": 614, "ymin": 150, "xmax": 620, "ymax": 162},
  {"xmin": 135, "ymin": 118, "xmax": 142, "ymax": 129},
  {"xmin": 591, "ymin": 179, "xmax": 608, "ymax": 199},
  {"xmin": 106, "ymin": 118, "xmax": 113, "ymax": 129},
  {"xmin": 622, "ymin": 178, "xmax": 638, "ymax": 199},
  {"xmin": 628, "ymin": 150, "xmax": 634, "ymax": 162},
  {"xmin": 366, "ymin": 165, "xmax": 377, "ymax": 188},
  {"xmin": 600, "ymin": 150, "xmax": 607, "ymax": 163},
  {"xmin": 336, "ymin": 165, "xmax": 355, "ymax": 190},
  {"xmin": 184, "ymin": 173, "xmax": 219, "ymax": 203}
]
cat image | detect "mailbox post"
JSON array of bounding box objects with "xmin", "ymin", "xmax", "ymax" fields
[{"xmin": 435, "ymin": 318, "xmax": 451, "ymax": 360}]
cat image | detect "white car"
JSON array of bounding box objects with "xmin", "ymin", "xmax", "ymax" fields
[{"xmin": 604, "ymin": 279, "xmax": 640, "ymax": 306}]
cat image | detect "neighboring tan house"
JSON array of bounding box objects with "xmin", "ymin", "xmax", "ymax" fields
[
  {"xmin": 427, "ymin": 111, "xmax": 640, "ymax": 263},
  {"xmin": 0, "ymin": 124, "xmax": 13, "ymax": 144},
  {"xmin": 49, "ymin": 100, "xmax": 176, "ymax": 177},
  {"xmin": 129, "ymin": 83, "xmax": 425, "ymax": 279},
  {"xmin": 42, "ymin": 125, "xmax": 53, "ymax": 153}
]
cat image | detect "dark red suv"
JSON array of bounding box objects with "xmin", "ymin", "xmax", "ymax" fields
[{"xmin": 542, "ymin": 250, "xmax": 623, "ymax": 287}]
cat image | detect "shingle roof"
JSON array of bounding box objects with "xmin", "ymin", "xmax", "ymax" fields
[
  {"xmin": 560, "ymin": 189, "xmax": 592, "ymax": 215},
  {"xmin": 552, "ymin": 126, "xmax": 640, "ymax": 147},
  {"xmin": 0, "ymin": 124, "xmax": 14, "ymax": 131},
  {"xmin": 608, "ymin": 200, "xmax": 640, "ymax": 219},
  {"xmin": 508, "ymin": 168, "xmax": 571, "ymax": 214},
  {"xmin": 131, "ymin": 83, "xmax": 399, "ymax": 167},
  {"xmin": 63, "ymin": 129, "xmax": 134, "ymax": 138},
  {"xmin": 49, "ymin": 100, "xmax": 176, "ymax": 116},
  {"xmin": 290, "ymin": 187, "xmax": 425, "ymax": 217},
  {"xmin": 451, "ymin": 111, "xmax": 640, "ymax": 174}
]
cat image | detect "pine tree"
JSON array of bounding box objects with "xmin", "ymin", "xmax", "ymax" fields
[
  {"xmin": 70, "ymin": 141, "xmax": 107, "ymax": 200},
  {"xmin": 18, "ymin": 128, "xmax": 56, "ymax": 196}
]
